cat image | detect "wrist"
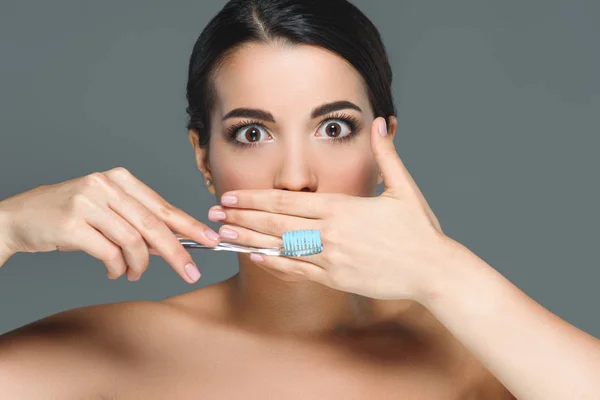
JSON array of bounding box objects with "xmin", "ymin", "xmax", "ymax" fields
[
  {"xmin": 0, "ymin": 202, "xmax": 15, "ymax": 266},
  {"xmin": 415, "ymin": 235, "xmax": 488, "ymax": 308}
]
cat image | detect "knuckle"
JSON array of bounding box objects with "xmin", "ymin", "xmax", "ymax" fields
[
  {"xmin": 121, "ymin": 230, "xmax": 144, "ymax": 248},
  {"xmin": 140, "ymin": 210, "xmax": 161, "ymax": 230},
  {"xmin": 82, "ymin": 172, "xmax": 108, "ymax": 188},
  {"xmin": 127, "ymin": 256, "xmax": 149, "ymax": 274},
  {"xmin": 273, "ymin": 192, "xmax": 288, "ymax": 213},
  {"xmin": 264, "ymin": 215, "xmax": 281, "ymax": 233},
  {"xmin": 132, "ymin": 265, "xmax": 149, "ymax": 277},
  {"xmin": 158, "ymin": 202, "xmax": 177, "ymax": 219},
  {"xmin": 104, "ymin": 247, "xmax": 123, "ymax": 263},
  {"xmin": 321, "ymin": 247, "xmax": 338, "ymax": 266},
  {"xmin": 320, "ymin": 225, "xmax": 338, "ymax": 246},
  {"xmin": 107, "ymin": 265, "xmax": 127, "ymax": 278},
  {"xmin": 106, "ymin": 166, "xmax": 132, "ymax": 180},
  {"xmin": 99, "ymin": 242, "xmax": 125, "ymax": 267},
  {"xmin": 69, "ymin": 192, "xmax": 93, "ymax": 212},
  {"xmin": 138, "ymin": 256, "xmax": 150, "ymax": 271},
  {"xmin": 137, "ymin": 263, "xmax": 150, "ymax": 275}
]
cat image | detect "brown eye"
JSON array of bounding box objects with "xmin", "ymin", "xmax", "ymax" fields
[
  {"xmin": 244, "ymin": 127, "xmax": 261, "ymax": 142},
  {"xmin": 234, "ymin": 124, "xmax": 271, "ymax": 144},
  {"xmin": 317, "ymin": 119, "xmax": 352, "ymax": 139},
  {"xmin": 325, "ymin": 122, "xmax": 342, "ymax": 137}
]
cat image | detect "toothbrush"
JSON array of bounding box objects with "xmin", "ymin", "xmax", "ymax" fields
[{"xmin": 177, "ymin": 229, "xmax": 323, "ymax": 257}]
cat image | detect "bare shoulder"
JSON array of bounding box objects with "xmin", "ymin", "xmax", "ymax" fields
[
  {"xmin": 464, "ymin": 368, "xmax": 517, "ymax": 400},
  {"xmin": 0, "ymin": 286, "xmax": 226, "ymax": 399}
]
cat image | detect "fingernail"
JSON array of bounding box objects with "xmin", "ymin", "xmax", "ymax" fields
[
  {"xmin": 378, "ymin": 118, "xmax": 388, "ymax": 137},
  {"xmin": 221, "ymin": 195, "xmax": 238, "ymax": 206},
  {"xmin": 220, "ymin": 228, "xmax": 238, "ymax": 240},
  {"xmin": 205, "ymin": 229, "xmax": 220, "ymax": 241},
  {"xmin": 208, "ymin": 209, "xmax": 226, "ymax": 221},
  {"xmin": 185, "ymin": 263, "xmax": 201, "ymax": 282},
  {"xmin": 128, "ymin": 274, "xmax": 141, "ymax": 282},
  {"xmin": 250, "ymin": 253, "xmax": 264, "ymax": 263}
]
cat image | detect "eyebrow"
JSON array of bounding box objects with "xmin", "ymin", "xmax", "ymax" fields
[
  {"xmin": 221, "ymin": 100, "xmax": 362, "ymax": 122},
  {"xmin": 311, "ymin": 101, "xmax": 362, "ymax": 118}
]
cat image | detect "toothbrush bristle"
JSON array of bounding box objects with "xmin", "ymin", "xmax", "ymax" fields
[{"xmin": 282, "ymin": 229, "xmax": 323, "ymax": 257}]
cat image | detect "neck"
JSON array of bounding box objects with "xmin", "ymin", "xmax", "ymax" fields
[{"xmin": 227, "ymin": 255, "xmax": 420, "ymax": 338}]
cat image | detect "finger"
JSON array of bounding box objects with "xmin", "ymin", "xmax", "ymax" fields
[
  {"xmin": 109, "ymin": 196, "xmax": 201, "ymax": 283},
  {"xmin": 104, "ymin": 167, "xmax": 220, "ymax": 245},
  {"xmin": 88, "ymin": 174, "xmax": 201, "ymax": 283},
  {"xmin": 63, "ymin": 224, "xmax": 128, "ymax": 279},
  {"xmin": 371, "ymin": 118, "xmax": 444, "ymax": 233},
  {"xmin": 218, "ymin": 189, "xmax": 333, "ymax": 219},
  {"xmin": 218, "ymin": 225, "xmax": 282, "ymax": 248},
  {"xmin": 84, "ymin": 204, "xmax": 150, "ymax": 281},
  {"xmin": 371, "ymin": 117, "xmax": 420, "ymax": 201},
  {"xmin": 218, "ymin": 222, "xmax": 328, "ymax": 277},
  {"xmin": 209, "ymin": 206, "xmax": 316, "ymax": 237},
  {"xmin": 219, "ymin": 224, "xmax": 326, "ymax": 267},
  {"xmin": 248, "ymin": 253, "xmax": 328, "ymax": 285}
]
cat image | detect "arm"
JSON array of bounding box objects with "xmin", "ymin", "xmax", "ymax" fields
[{"xmin": 421, "ymin": 239, "xmax": 600, "ymax": 400}]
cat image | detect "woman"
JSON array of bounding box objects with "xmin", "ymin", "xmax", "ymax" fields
[{"xmin": 0, "ymin": 0, "xmax": 598, "ymax": 398}]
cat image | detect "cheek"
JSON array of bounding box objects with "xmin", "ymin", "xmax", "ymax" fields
[
  {"xmin": 208, "ymin": 143, "xmax": 275, "ymax": 197},
  {"xmin": 318, "ymin": 147, "xmax": 378, "ymax": 196}
]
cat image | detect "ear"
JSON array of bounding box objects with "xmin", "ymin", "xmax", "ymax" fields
[
  {"xmin": 376, "ymin": 115, "xmax": 398, "ymax": 185},
  {"xmin": 188, "ymin": 130, "xmax": 215, "ymax": 194}
]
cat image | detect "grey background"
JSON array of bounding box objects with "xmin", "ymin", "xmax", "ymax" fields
[{"xmin": 0, "ymin": 0, "xmax": 598, "ymax": 336}]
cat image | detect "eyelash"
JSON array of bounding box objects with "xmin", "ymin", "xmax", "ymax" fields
[{"xmin": 225, "ymin": 112, "xmax": 362, "ymax": 148}]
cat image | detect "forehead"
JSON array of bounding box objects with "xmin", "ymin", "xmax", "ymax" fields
[{"xmin": 212, "ymin": 42, "xmax": 371, "ymax": 117}]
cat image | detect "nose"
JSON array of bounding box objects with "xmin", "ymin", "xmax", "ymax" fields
[{"xmin": 273, "ymin": 142, "xmax": 317, "ymax": 192}]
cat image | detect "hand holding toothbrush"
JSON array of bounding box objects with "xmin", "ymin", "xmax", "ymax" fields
[{"xmin": 0, "ymin": 168, "xmax": 220, "ymax": 283}]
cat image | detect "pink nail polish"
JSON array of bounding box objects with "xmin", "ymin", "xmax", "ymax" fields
[
  {"xmin": 208, "ymin": 210, "xmax": 226, "ymax": 221},
  {"xmin": 250, "ymin": 253, "xmax": 264, "ymax": 263},
  {"xmin": 185, "ymin": 263, "xmax": 201, "ymax": 282},
  {"xmin": 221, "ymin": 195, "xmax": 238, "ymax": 206},
  {"xmin": 205, "ymin": 229, "xmax": 220, "ymax": 241},
  {"xmin": 378, "ymin": 118, "xmax": 388, "ymax": 137},
  {"xmin": 220, "ymin": 229, "xmax": 238, "ymax": 240}
]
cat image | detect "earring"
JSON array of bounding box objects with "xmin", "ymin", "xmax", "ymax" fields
[{"xmin": 206, "ymin": 178, "xmax": 211, "ymax": 187}]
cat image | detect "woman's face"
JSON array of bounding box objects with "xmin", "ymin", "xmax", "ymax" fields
[{"xmin": 190, "ymin": 42, "xmax": 391, "ymax": 199}]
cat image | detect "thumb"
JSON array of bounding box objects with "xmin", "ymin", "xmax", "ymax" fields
[
  {"xmin": 371, "ymin": 117, "xmax": 445, "ymax": 233},
  {"xmin": 370, "ymin": 117, "xmax": 412, "ymax": 195}
]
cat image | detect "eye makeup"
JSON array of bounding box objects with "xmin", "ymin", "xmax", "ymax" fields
[
  {"xmin": 224, "ymin": 112, "xmax": 363, "ymax": 148},
  {"xmin": 225, "ymin": 120, "xmax": 268, "ymax": 148},
  {"xmin": 318, "ymin": 112, "xmax": 361, "ymax": 144}
]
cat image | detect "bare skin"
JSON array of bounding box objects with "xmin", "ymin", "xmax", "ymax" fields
[
  {"xmin": 0, "ymin": 43, "xmax": 515, "ymax": 398},
  {"xmin": 0, "ymin": 277, "xmax": 512, "ymax": 399}
]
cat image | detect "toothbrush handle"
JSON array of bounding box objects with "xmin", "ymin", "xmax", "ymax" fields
[
  {"xmin": 177, "ymin": 237, "xmax": 282, "ymax": 256},
  {"xmin": 177, "ymin": 238, "xmax": 220, "ymax": 250}
]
